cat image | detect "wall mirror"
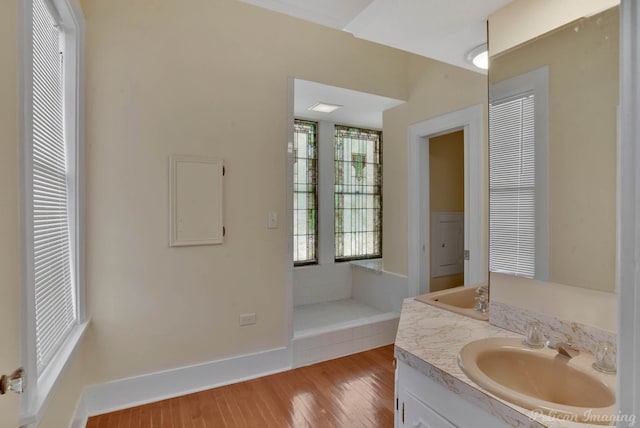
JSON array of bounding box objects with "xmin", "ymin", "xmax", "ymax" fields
[{"xmin": 488, "ymin": 5, "xmax": 619, "ymax": 292}]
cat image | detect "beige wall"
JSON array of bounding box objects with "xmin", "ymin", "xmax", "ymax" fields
[
  {"xmin": 0, "ymin": 0, "xmax": 21, "ymax": 425},
  {"xmin": 79, "ymin": 0, "xmax": 410, "ymax": 385},
  {"xmin": 430, "ymin": 274, "xmax": 465, "ymax": 293},
  {"xmin": 488, "ymin": 0, "xmax": 619, "ymax": 56},
  {"xmin": 429, "ymin": 131, "xmax": 464, "ymax": 212},
  {"xmin": 490, "ymin": 7, "xmax": 618, "ymax": 292},
  {"xmin": 383, "ymin": 56, "xmax": 487, "ymax": 275},
  {"xmin": 429, "ymin": 131, "xmax": 465, "ymax": 291}
]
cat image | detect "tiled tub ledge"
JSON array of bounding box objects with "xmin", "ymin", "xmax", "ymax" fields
[
  {"xmin": 395, "ymin": 298, "xmax": 611, "ymax": 428},
  {"xmin": 349, "ymin": 258, "xmax": 384, "ymax": 274}
]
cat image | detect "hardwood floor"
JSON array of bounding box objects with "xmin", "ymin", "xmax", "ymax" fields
[{"xmin": 86, "ymin": 345, "xmax": 395, "ymax": 427}]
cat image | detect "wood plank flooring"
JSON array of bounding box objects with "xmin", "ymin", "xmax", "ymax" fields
[{"xmin": 86, "ymin": 345, "xmax": 395, "ymax": 427}]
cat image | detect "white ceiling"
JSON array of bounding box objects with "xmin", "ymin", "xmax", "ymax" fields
[
  {"xmin": 240, "ymin": 0, "xmax": 375, "ymax": 29},
  {"xmin": 294, "ymin": 79, "xmax": 405, "ymax": 129},
  {"xmin": 239, "ymin": 0, "xmax": 513, "ymax": 73},
  {"xmin": 246, "ymin": 1, "xmax": 516, "ymax": 127}
]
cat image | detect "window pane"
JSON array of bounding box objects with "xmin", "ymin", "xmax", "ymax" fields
[
  {"xmin": 334, "ymin": 126, "xmax": 382, "ymax": 261},
  {"xmin": 293, "ymin": 120, "xmax": 318, "ymax": 264}
]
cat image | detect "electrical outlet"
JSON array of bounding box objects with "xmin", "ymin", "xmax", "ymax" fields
[{"xmin": 239, "ymin": 313, "xmax": 256, "ymax": 326}]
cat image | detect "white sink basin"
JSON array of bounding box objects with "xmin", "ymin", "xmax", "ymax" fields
[{"xmin": 458, "ymin": 337, "xmax": 616, "ymax": 424}]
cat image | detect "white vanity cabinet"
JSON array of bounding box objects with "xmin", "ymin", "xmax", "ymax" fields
[
  {"xmin": 398, "ymin": 387, "xmax": 456, "ymax": 428},
  {"xmin": 395, "ymin": 359, "xmax": 511, "ymax": 428}
]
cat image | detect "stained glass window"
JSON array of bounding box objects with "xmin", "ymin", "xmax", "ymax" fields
[
  {"xmin": 293, "ymin": 120, "xmax": 318, "ymax": 265},
  {"xmin": 334, "ymin": 126, "xmax": 382, "ymax": 261}
]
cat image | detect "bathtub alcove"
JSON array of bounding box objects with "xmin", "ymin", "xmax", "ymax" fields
[{"xmin": 291, "ymin": 259, "xmax": 406, "ymax": 367}]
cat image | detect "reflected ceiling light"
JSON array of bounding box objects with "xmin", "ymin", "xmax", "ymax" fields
[
  {"xmin": 308, "ymin": 102, "xmax": 343, "ymax": 113},
  {"xmin": 467, "ymin": 44, "xmax": 488, "ymax": 70}
]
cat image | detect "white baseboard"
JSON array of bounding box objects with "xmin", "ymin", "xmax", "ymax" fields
[{"xmin": 73, "ymin": 345, "xmax": 292, "ymax": 424}]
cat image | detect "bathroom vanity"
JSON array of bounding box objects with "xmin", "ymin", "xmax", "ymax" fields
[
  {"xmin": 394, "ymin": 298, "xmax": 617, "ymax": 428},
  {"xmin": 394, "ymin": 299, "xmax": 517, "ymax": 428}
]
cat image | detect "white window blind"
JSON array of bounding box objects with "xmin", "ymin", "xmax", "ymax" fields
[
  {"xmin": 489, "ymin": 93, "xmax": 536, "ymax": 278},
  {"xmin": 32, "ymin": 0, "xmax": 77, "ymax": 374}
]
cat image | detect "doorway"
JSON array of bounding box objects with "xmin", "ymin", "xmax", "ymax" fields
[
  {"xmin": 407, "ymin": 104, "xmax": 485, "ymax": 296},
  {"xmin": 429, "ymin": 130, "xmax": 465, "ymax": 292}
]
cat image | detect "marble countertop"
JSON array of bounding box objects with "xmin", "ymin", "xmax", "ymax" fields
[{"xmin": 394, "ymin": 298, "xmax": 611, "ymax": 428}]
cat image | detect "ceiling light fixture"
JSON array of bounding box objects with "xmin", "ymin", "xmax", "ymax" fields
[
  {"xmin": 308, "ymin": 102, "xmax": 343, "ymax": 113},
  {"xmin": 467, "ymin": 44, "xmax": 488, "ymax": 70}
]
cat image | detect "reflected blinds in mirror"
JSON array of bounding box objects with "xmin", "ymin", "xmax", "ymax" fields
[{"xmin": 489, "ymin": 93, "xmax": 535, "ymax": 278}]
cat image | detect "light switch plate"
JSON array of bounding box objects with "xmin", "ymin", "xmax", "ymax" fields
[
  {"xmin": 268, "ymin": 211, "xmax": 278, "ymax": 229},
  {"xmin": 239, "ymin": 313, "xmax": 256, "ymax": 326}
]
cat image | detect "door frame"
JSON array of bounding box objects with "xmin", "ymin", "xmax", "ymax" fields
[{"xmin": 407, "ymin": 104, "xmax": 485, "ymax": 296}]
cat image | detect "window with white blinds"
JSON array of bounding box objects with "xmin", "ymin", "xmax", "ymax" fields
[
  {"xmin": 31, "ymin": 0, "xmax": 77, "ymax": 375},
  {"xmin": 489, "ymin": 93, "xmax": 536, "ymax": 278},
  {"xmin": 22, "ymin": 0, "xmax": 84, "ymax": 420}
]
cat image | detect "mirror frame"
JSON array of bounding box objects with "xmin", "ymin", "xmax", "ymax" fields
[{"xmin": 618, "ymin": 0, "xmax": 640, "ymax": 419}]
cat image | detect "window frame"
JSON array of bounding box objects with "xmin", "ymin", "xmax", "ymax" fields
[
  {"xmin": 291, "ymin": 121, "xmax": 383, "ymax": 268},
  {"xmin": 19, "ymin": 0, "xmax": 87, "ymax": 423},
  {"xmin": 292, "ymin": 119, "xmax": 319, "ymax": 266},
  {"xmin": 489, "ymin": 66, "xmax": 549, "ymax": 281}
]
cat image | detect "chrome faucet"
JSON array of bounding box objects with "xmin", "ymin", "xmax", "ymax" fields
[
  {"xmin": 474, "ymin": 286, "xmax": 489, "ymax": 314},
  {"xmin": 547, "ymin": 340, "xmax": 580, "ymax": 359}
]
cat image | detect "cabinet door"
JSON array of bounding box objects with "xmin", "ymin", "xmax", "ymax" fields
[
  {"xmin": 398, "ymin": 388, "xmax": 456, "ymax": 428},
  {"xmin": 395, "ymin": 361, "xmax": 400, "ymax": 428}
]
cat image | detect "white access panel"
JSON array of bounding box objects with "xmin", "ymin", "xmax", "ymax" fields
[
  {"xmin": 431, "ymin": 212, "xmax": 464, "ymax": 277},
  {"xmin": 169, "ymin": 155, "xmax": 224, "ymax": 246}
]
